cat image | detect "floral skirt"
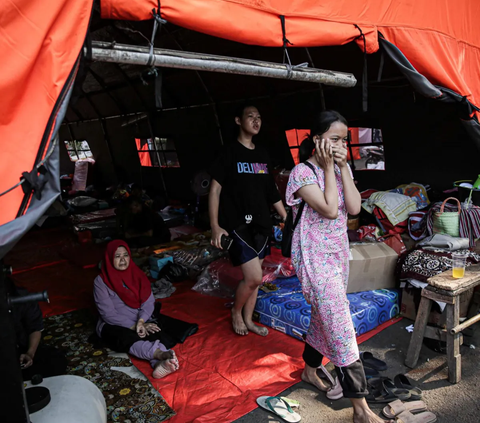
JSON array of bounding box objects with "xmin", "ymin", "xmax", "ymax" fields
[{"xmin": 297, "ymin": 250, "xmax": 359, "ymax": 367}]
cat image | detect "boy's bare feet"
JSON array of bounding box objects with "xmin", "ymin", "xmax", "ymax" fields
[{"xmin": 231, "ymin": 309, "xmax": 249, "ymax": 335}]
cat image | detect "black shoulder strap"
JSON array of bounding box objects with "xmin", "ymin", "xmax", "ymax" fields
[{"xmin": 292, "ymin": 161, "xmax": 317, "ymax": 231}]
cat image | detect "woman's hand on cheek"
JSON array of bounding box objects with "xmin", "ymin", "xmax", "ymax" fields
[{"xmin": 314, "ymin": 138, "xmax": 334, "ymax": 169}]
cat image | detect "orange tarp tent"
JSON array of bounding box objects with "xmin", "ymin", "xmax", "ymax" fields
[
  {"xmin": 0, "ymin": 0, "xmax": 93, "ymax": 229},
  {"xmin": 102, "ymin": 0, "xmax": 480, "ymax": 114}
]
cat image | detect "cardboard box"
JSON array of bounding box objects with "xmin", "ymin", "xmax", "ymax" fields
[
  {"xmin": 347, "ymin": 243, "xmax": 398, "ymax": 293},
  {"xmin": 401, "ymin": 286, "xmax": 473, "ymax": 327}
]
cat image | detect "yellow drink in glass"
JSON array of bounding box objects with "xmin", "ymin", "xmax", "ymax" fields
[{"xmin": 452, "ymin": 267, "xmax": 465, "ymax": 279}]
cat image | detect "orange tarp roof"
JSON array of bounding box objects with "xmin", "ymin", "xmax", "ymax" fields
[
  {"xmin": 0, "ymin": 0, "xmax": 93, "ymax": 227},
  {"xmin": 102, "ymin": 0, "xmax": 480, "ymax": 113}
]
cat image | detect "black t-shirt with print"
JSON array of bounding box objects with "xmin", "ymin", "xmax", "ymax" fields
[{"xmin": 210, "ymin": 141, "xmax": 281, "ymax": 235}]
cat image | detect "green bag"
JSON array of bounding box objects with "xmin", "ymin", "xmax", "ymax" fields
[{"xmin": 433, "ymin": 197, "xmax": 461, "ymax": 237}]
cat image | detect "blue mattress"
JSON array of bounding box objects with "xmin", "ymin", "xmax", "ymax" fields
[{"xmin": 254, "ymin": 277, "xmax": 400, "ymax": 341}]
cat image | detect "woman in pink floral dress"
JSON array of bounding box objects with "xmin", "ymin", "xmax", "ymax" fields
[{"xmin": 286, "ymin": 111, "xmax": 390, "ymax": 423}]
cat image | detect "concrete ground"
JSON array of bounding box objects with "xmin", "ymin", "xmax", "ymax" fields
[{"xmin": 236, "ymin": 320, "xmax": 480, "ymax": 423}]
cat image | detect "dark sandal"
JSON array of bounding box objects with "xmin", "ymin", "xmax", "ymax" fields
[
  {"xmin": 366, "ymin": 378, "xmax": 411, "ymax": 404},
  {"xmin": 360, "ymin": 351, "xmax": 387, "ymax": 371},
  {"xmin": 365, "ymin": 367, "xmax": 380, "ymax": 379},
  {"xmin": 394, "ymin": 374, "xmax": 423, "ymax": 400},
  {"xmin": 366, "ymin": 378, "xmax": 402, "ymax": 404},
  {"xmin": 383, "ymin": 379, "xmax": 411, "ymax": 402}
]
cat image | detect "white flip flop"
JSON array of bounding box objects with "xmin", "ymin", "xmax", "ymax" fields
[{"xmin": 256, "ymin": 396, "xmax": 302, "ymax": 422}]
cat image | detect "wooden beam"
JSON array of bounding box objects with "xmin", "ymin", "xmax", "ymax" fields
[{"xmin": 89, "ymin": 41, "xmax": 357, "ymax": 88}]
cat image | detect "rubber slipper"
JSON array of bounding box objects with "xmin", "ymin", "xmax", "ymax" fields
[
  {"xmin": 366, "ymin": 378, "xmax": 411, "ymax": 404},
  {"xmin": 365, "ymin": 367, "xmax": 380, "ymax": 379},
  {"xmin": 394, "ymin": 374, "xmax": 423, "ymax": 400},
  {"xmin": 318, "ymin": 365, "xmax": 344, "ymax": 400},
  {"xmin": 366, "ymin": 382, "xmax": 398, "ymax": 404},
  {"xmin": 383, "ymin": 399, "xmax": 427, "ymax": 419},
  {"xmin": 383, "ymin": 379, "xmax": 412, "ymax": 402},
  {"xmin": 279, "ymin": 397, "xmax": 300, "ymax": 408},
  {"xmin": 395, "ymin": 410, "xmax": 437, "ymax": 423},
  {"xmin": 360, "ymin": 351, "xmax": 388, "ymax": 371},
  {"xmin": 256, "ymin": 396, "xmax": 301, "ymax": 422}
]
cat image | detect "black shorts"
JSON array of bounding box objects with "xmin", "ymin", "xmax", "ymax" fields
[{"xmin": 229, "ymin": 226, "xmax": 271, "ymax": 267}]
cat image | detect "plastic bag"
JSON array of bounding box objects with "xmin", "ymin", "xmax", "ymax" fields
[{"xmin": 192, "ymin": 253, "xmax": 295, "ymax": 298}]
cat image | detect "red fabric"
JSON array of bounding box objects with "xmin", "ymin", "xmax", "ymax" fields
[
  {"xmin": 378, "ymin": 233, "xmax": 407, "ymax": 255},
  {"xmin": 373, "ymin": 206, "xmax": 408, "ymax": 235},
  {"xmin": 136, "ymin": 138, "xmax": 153, "ymax": 167},
  {"xmin": 285, "ymin": 129, "xmax": 310, "ymax": 165},
  {"xmin": 101, "ymin": 0, "xmax": 480, "ymax": 119},
  {"xmin": 100, "ymin": 240, "xmax": 152, "ymax": 309},
  {"xmin": 131, "ymin": 283, "xmax": 305, "ymax": 423},
  {"xmin": 132, "ymin": 282, "xmax": 402, "ymax": 422},
  {"xmin": 348, "ymin": 127, "xmax": 361, "ymax": 161}
]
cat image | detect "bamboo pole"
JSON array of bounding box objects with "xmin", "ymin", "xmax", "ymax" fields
[
  {"xmin": 450, "ymin": 313, "xmax": 480, "ymax": 334},
  {"xmin": 89, "ymin": 42, "xmax": 356, "ymax": 88}
]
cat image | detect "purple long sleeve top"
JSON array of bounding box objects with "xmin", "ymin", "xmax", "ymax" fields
[{"xmin": 93, "ymin": 275, "xmax": 155, "ymax": 337}]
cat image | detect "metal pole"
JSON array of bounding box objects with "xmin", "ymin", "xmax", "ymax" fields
[{"xmin": 88, "ymin": 43, "xmax": 356, "ymax": 88}]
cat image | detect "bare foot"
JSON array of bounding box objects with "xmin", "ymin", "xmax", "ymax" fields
[
  {"xmin": 153, "ymin": 349, "xmax": 175, "ymax": 361},
  {"xmin": 231, "ymin": 309, "xmax": 249, "ymax": 335},
  {"xmin": 301, "ymin": 369, "xmax": 329, "ymax": 392},
  {"xmin": 152, "ymin": 357, "xmax": 179, "ymax": 379},
  {"xmin": 244, "ymin": 321, "xmax": 269, "ymax": 336},
  {"xmin": 353, "ymin": 409, "xmax": 393, "ymax": 423}
]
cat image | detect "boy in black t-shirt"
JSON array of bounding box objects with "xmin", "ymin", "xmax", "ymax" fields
[{"xmin": 209, "ymin": 105, "xmax": 287, "ymax": 336}]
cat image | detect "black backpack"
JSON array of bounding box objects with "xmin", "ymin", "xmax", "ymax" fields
[{"xmin": 281, "ymin": 161, "xmax": 316, "ymax": 257}]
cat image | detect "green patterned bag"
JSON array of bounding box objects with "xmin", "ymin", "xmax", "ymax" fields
[{"xmin": 433, "ymin": 197, "xmax": 461, "ymax": 237}]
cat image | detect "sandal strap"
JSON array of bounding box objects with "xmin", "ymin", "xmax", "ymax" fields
[
  {"xmin": 265, "ymin": 396, "xmax": 294, "ymax": 417},
  {"xmin": 388, "ymin": 399, "xmax": 406, "ymax": 415},
  {"xmin": 396, "ymin": 410, "xmax": 416, "ymax": 423}
]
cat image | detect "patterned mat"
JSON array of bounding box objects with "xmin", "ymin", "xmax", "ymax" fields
[{"xmin": 42, "ymin": 309, "xmax": 176, "ymax": 422}]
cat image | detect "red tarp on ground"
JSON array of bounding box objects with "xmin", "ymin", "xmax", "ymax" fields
[
  {"xmin": 132, "ymin": 282, "xmax": 402, "ymax": 423},
  {"xmin": 132, "ymin": 282, "xmax": 305, "ymax": 423}
]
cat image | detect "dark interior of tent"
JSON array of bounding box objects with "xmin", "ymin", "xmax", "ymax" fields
[{"xmin": 59, "ymin": 9, "xmax": 479, "ymax": 207}]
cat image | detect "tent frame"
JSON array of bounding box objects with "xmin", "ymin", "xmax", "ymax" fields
[{"xmin": 89, "ymin": 41, "xmax": 356, "ymax": 88}]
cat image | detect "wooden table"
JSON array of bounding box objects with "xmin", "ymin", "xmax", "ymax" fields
[{"xmin": 405, "ymin": 265, "xmax": 480, "ymax": 383}]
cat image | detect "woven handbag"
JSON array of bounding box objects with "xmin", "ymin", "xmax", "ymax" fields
[{"xmin": 432, "ymin": 197, "xmax": 461, "ymax": 237}]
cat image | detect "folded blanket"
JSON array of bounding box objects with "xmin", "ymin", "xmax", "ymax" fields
[
  {"xmin": 363, "ymin": 192, "xmax": 417, "ymax": 226},
  {"xmin": 417, "ymin": 234, "xmax": 470, "ymax": 251}
]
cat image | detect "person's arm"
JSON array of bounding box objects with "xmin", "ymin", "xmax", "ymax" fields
[
  {"xmin": 138, "ymin": 292, "xmax": 154, "ymax": 323},
  {"xmin": 93, "ymin": 277, "xmax": 129, "ymax": 327},
  {"xmin": 332, "ymin": 147, "xmax": 362, "ymax": 215},
  {"xmin": 19, "ymin": 331, "xmax": 41, "ymax": 369},
  {"xmin": 209, "ymin": 179, "xmax": 229, "ymax": 249},
  {"xmin": 273, "ymin": 201, "xmax": 287, "ymax": 222},
  {"xmin": 297, "ymin": 139, "xmax": 338, "ymax": 219}
]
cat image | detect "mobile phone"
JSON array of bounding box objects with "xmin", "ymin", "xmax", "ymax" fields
[{"xmin": 220, "ymin": 234, "xmax": 233, "ymax": 251}]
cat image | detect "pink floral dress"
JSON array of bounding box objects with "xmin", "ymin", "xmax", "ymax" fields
[{"xmin": 286, "ymin": 161, "xmax": 358, "ymax": 367}]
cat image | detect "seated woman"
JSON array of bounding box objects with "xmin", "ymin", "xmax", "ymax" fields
[{"xmin": 93, "ymin": 240, "xmax": 179, "ymax": 379}]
